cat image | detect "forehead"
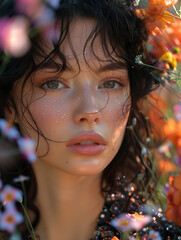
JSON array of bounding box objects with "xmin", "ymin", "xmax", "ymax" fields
[
  {"xmin": 35, "ymin": 17, "xmax": 126, "ymax": 71},
  {"xmin": 60, "ymin": 18, "xmax": 104, "ymax": 61}
]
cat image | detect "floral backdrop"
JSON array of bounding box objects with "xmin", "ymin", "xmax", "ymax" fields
[{"xmin": 0, "ymin": 0, "xmax": 181, "ymax": 239}]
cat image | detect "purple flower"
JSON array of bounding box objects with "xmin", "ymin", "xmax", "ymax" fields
[
  {"xmin": 0, "ymin": 203, "xmax": 23, "ymax": 233},
  {"xmin": 0, "ymin": 119, "xmax": 20, "ymax": 140},
  {"xmin": 111, "ymin": 213, "xmax": 132, "ymax": 231},
  {"xmin": 0, "ymin": 185, "xmax": 22, "ymax": 204},
  {"xmin": 17, "ymin": 137, "xmax": 37, "ymax": 163},
  {"xmin": 148, "ymin": 230, "xmax": 162, "ymax": 240}
]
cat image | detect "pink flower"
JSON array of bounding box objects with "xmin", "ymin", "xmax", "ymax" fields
[
  {"xmin": 15, "ymin": 0, "xmax": 42, "ymax": 18},
  {"xmin": 111, "ymin": 212, "xmax": 152, "ymax": 232},
  {"xmin": 17, "ymin": 137, "xmax": 37, "ymax": 163},
  {"xmin": 128, "ymin": 213, "xmax": 152, "ymax": 231},
  {"xmin": 0, "ymin": 17, "xmax": 31, "ymax": 57},
  {"xmin": 0, "ymin": 185, "xmax": 22, "ymax": 204},
  {"xmin": 0, "ymin": 203, "xmax": 23, "ymax": 233}
]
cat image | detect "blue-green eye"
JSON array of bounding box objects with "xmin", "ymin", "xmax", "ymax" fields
[{"xmin": 43, "ymin": 81, "xmax": 64, "ymax": 89}]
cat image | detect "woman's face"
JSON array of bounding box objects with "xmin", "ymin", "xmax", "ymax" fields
[{"xmin": 9, "ymin": 18, "xmax": 131, "ymax": 176}]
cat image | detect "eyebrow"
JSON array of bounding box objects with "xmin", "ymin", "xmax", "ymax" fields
[{"xmin": 37, "ymin": 59, "xmax": 127, "ymax": 73}]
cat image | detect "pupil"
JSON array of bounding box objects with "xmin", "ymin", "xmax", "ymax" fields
[
  {"xmin": 47, "ymin": 82, "xmax": 59, "ymax": 89},
  {"xmin": 103, "ymin": 82, "xmax": 115, "ymax": 88}
]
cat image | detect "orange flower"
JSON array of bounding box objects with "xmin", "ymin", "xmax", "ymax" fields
[
  {"xmin": 163, "ymin": 118, "xmax": 181, "ymax": 144},
  {"xmin": 148, "ymin": 18, "xmax": 181, "ymax": 61},
  {"xmin": 158, "ymin": 159, "xmax": 178, "ymax": 176},
  {"xmin": 136, "ymin": 0, "xmax": 178, "ymax": 35},
  {"xmin": 166, "ymin": 172, "xmax": 181, "ymax": 226}
]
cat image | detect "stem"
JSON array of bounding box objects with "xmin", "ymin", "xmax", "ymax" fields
[
  {"xmin": 21, "ymin": 181, "xmax": 27, "ymax": 208},
  {"xmin": 19, "ymin": 200, "xmax": 37, "ymax": 240}
]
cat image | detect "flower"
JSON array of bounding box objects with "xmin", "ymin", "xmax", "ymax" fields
[
  {"xmin": 0, "ymin": 203, "xmax": 23, "ymax": 233},
  {"xmin": 128, "ymin": 212, "xmax": 152, "ymax": 231},
  {"xmin": 13, "ymin": 175, "xmax": 30, "ymax": 183},
  {"xmin": 111, "ymin": 213, "xmax": 132, "ymax": 231},
  {"xmin": 111, "ymin": 212, "xmax": 152, "ymax": 232},
  {"xmin": 136, "ymin": 0, "xmax": 178, "ymax": 35},
  {"xmin": 148, "ymin": 19, "xmax": 181, "ymax": 61},
  {"xmin": 0, "ymin": 185, "xmax": 22, "ymax": 204},
  {"xmin": 17, "ymin": 137, "xmax": 37, "ymax": 163},
  {"xmin": 0, "ymin": 119, "xmax": 20, "ymax": 140},
  {"xmin": 0, "ymin": 17, "xmax": 31, "ymax": 57},
  {"xmin": 166, "ymin": 172, "xmax": 181, "ymax": 226},
  {"xmin": 148, "ymin": 229, "xmax": 162, "ymax": 240},
  {"xmin": 111, "ymin": 237, "xmax": 119, "ymax": 240}
]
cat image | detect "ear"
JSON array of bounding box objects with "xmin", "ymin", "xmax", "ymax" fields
[{"xmin": 4, "ymin": 103, "xmax": 18, "ymax": 124}]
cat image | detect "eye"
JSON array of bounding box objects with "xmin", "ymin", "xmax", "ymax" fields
[
  {"xmin": 100, "ymin": 80, "xmax": 123, "ymax": 89},
  {"xmin": 43, "ymin": 80, "xmax": 65, "ymax": 90}
]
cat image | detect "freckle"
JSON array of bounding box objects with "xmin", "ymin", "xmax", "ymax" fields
[{"xmin": 66, "ymin": 160, "xmax": 69, "ymax": 164}]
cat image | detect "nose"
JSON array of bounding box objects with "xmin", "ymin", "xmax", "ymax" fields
[{"xmin": 73, "ymin": 94, "xmax": 101, "ymax": 125}]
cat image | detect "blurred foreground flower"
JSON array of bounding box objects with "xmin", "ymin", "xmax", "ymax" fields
[
  {"xmin": 111, "ymin": 212, "xmax": 152, "ymax": 232},
  {"xmin": 0, "ymin": 203, "xmax": 23, "ymax": 233},
  {"xmin": 148, "ymin": 229, "xmax": 162, "ymax": 240},
  {"xmin": 0, "ymin": 185, "xmax": 22, "ymax": 204},
  {"xmin": 17, "ymin": 137, "xmax": 37, "ymax": 163},
  {"xmin": 136, "ymin": 0, "xmax": 178, "ymax": 35},
  {"xmin": 0, "ymin": 17, "xmax": 30, "ymax": 57},
  {"xmin": 166, "ymin": 172, "xmax": 181, "ymax": 226}
]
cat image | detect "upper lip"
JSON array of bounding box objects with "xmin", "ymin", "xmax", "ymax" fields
[{"xmin": 66, "ymin": 132, "xmax": 107, "ymax": 146}]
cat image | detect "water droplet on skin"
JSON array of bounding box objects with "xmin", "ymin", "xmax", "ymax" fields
[
  {"xmin": 54, "ymin": 99, "xmax": 57, "ymax": 102},
  {"xmin": 57, "ymin": 110, "xmax": 60, "ymax": 113},
  {"xmin": 62, "ymin": 100, "xmax": 64, "ymax": 103},
  {"xmin": 109, "ymin": 109, "xmax": 112, "ymax": 112},
  {"xmin": 78, "ymin": 97, "xmax": 81, "ymax": 101},
  {"xmin": 63, "ymin": 113, "xmax": 66, "ymax": 116},
  {"xmin": 44, "ymin": 104, "xmax": 47, "ymax": 107},
  {"xmin": 61, "ymin": 116, "xmax": 64, "ymax": 119},
  {"xmin": 56, "ymin": 120, "xmax": 59, "ymax": 123}
]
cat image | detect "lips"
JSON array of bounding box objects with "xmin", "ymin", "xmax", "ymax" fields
[{"xmin": 66, "ymin": 132, "xmax": 106, "ymax": 155}]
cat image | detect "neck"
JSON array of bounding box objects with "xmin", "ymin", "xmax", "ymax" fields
[{"xmin": 31, "ymin": 160, "xmax": 105, "ymax": 240}]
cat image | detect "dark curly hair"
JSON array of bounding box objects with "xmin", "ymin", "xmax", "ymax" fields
[{"xmin": 0, "ymin": 0, "xmax": 160, "ymax": 236}]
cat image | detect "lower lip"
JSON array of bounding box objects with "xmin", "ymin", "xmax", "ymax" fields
[{"xmin": 66, "ymin": 144, "xmax": 106, "ymax": 155}]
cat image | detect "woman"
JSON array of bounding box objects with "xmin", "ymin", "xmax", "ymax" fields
[{"xmin": 0, "ymin": 0, "xmax": 180, "ymax": 239}]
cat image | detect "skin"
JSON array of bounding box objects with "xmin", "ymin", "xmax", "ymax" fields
[{"xmin": 6, "ymin": 18, "xmax": 131, "ymax": 240}]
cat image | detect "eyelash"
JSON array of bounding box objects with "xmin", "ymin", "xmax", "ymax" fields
[{"xmin": 41, "ymin": 78, "xmax": 125, "ymax": 90}]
